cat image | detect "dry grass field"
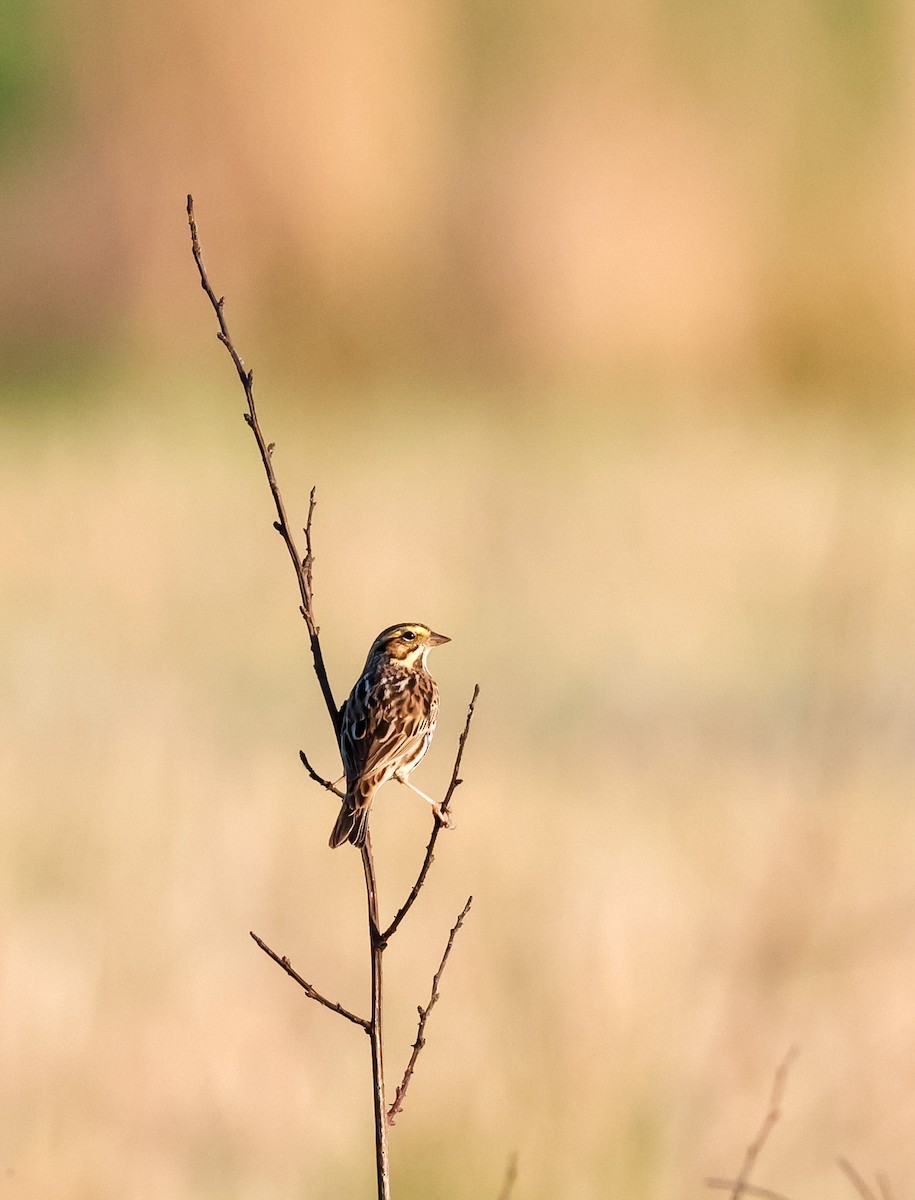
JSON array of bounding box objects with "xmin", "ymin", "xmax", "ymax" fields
[{"xmin": 4, "ymin": 374, "xmax": 915, "ymax": 1198}]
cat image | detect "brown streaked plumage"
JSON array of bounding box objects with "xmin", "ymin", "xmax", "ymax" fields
[{"xmin": 329, "ymin": 623, "xmax": 451, "ymax": 849}]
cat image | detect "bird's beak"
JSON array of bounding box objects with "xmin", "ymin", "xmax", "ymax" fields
[{"xmin": 427, "ymin": 630, "xmax": 451, "ymax": 646}]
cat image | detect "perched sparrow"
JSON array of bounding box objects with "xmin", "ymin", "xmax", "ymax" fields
[{"xmin": 329, "ymin": 623, "xmax": 450, "ymax": 848}]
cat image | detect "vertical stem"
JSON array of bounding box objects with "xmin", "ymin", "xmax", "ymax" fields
[{"xmin": 361, "ymin": 836, "xmax": 391, "ymax": 1200}]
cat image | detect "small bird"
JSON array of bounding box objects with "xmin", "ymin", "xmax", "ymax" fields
[{"xmin": 329, "ymin": 623, "xmax": 451, "ymax": 849}]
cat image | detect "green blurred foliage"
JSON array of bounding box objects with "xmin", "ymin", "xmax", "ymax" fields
[
  {"xmin": 0, "ymin": 0, "xmax": 65, "ymax": 162},
  {"xmin": 0, "ymin": 0, "xmax": 42, "ymax": 151}
]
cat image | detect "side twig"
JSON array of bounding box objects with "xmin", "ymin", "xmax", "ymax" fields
[
  {"xmin": 380, "ymin": 686, "xmax": 479, "ymax": 946},
  {"xmin": 186, "ymin": 194, "xmax": 340, "ymax": 736},
  {"xmin": 387, "ymin": 895, "xmax": 473, "ymax": 1126},
  {"xmin": 249, "ymin": 931, "xmax": 369, "ymax": 1030},
  {"xmin": 298, "ymin": 750, "xmax": 345, "ymax": 799}
]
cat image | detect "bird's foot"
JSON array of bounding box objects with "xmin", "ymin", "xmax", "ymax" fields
[{"xmin": 434, "ymin": 805, "xmax": 454, "ymax": 831}]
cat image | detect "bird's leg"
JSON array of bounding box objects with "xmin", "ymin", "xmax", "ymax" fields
[{"xmin": 399, "ymin": 779, "xmax": 453, "ymax": 829}]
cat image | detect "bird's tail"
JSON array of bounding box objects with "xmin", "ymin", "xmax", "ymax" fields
[{"xmin": 328, "ymin": 789, "xmax": 372, "ymax": 849}]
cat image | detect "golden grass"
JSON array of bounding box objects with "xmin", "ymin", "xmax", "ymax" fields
[{"xmin": 3, "ymin": 380, "xmax": 915, "ymax": 1197}]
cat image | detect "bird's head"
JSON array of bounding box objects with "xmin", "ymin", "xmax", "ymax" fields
[{"xmin": 367, "ymin": 623, "xmax": 451, "ymax": 669}]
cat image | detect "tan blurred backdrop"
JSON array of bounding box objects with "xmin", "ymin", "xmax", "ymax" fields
[{"xmin": 4, "ymin": 2, "xmax": 915, "ymax": 1198}]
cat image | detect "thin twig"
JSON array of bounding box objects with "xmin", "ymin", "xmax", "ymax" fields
[
  {"xmin": 876, "ymin": 1173, "xmax": 896, "ymax": 1200},
  {"xmin": 249, "ymin": 931, "xmax": 369, "ymax": 1030},
  {"xmin": 838, "ymin": 1159, "xmax": 879, "ymax": 1200},
  {"xmin": 303, "ymin": 486, "xmax": 318, "ymax": 622},
  {"xmin": 706, "ymin": 1180, "xmax": 797, "ymax": 1200},
  {"xmin": 728, "ymin": 1048, "xmax": 799, "ymax": 1200},
  {"xmin": 387, "ymin": 895, "xmax": 473, "ymax": 1126},
  {"xmin": 186, "ymin": 195, "xmax": 340, "ymax": 736},
  {"xmin": 298, "ymin": 750, "xmax": 345, "ymax": 799},
  {"xmin": 380, "ymin": 686, "xmax": 479, "ymax": 946},
  {"xmin": 497, "ymin": 1152, "xmax": 519, "ymax": 1200}
]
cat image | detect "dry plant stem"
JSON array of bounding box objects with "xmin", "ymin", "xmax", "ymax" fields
[
  {"xmin": 380, "ymin": 686, "xmax": 479, "ymax": 946},
  {"xmin": 876, "ymin": 1173, "xmax": 896, "ymax": 1200},
  {"xmin": 727, "ymin": 1047, "xmax": 799, "ymax": 1200},
  {"xmin": 706, "ymin": 1181, "xmax": 797, "ymax": 1200},
  {"xmin": 387, "ymin": 895, "xmax": 473, "ymax": 1126},
  {"xmin": 497, "ymin": 1153, "xmax": 519, "ymax": 1200},
  {"xmin": 838, "ymin": 1159, "xmax": 879, "ymax": 1200},
  {"xmin": 186, "ymin": 194, "xmax": 339, "ymax": 737},
  {"xmin": 362, "ymin": 836, "xmax": 391, "ymax": 1200},
  {"xmin": 249, "ymin": 932, "xmax": 368, "ymax": 1029}
]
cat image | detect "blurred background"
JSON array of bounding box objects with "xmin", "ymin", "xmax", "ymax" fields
[{"xmin": 4, "ymin": 1, "xmax": 915, "ymax": 1197}]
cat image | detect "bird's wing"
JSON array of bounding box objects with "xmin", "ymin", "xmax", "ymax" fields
[{"xmin": 340, "ymin": 672, "xmax": 433, "ymax": 787}]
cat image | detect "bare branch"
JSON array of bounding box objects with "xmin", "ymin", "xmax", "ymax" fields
[
  {"xmin": 298, "ymin": 750, "xmax": 345, "ymax": 799},
  {"xmin": 380, "ymin": 686, "xmax": 479, "ymax": 945},
  {"xmin": 727, "ymin": 1048, "xmax": 798, "ymax": 1200},
  {"xmin": 186, "ymin": 195, "xmax": 340, "ymax": 736},
  {"xmin": 189, "ymin": 196, "xmax": 478, "ymax": 1200},
  {"xmin": 249, "ymin": 931, "xmax": 369, "ymax": 1030},
  {"xmin": 838, "ymin": 1159, "xmax": 879, "ymax": 1200},
  {"xmin": 497, "ymin": 1153, "xmax": 519, "ymax": 1200},
  {"xmin": 706, "ymin": 1180, "xmax": 797, "ymax": 1200},
  {"xmin": 387, "ymin": 895, "xmax": 473, "ymax": 1126}
]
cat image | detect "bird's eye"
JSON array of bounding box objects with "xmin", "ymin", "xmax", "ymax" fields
[{"xmin": 401, "ymin": 630, "xmax": 416, "ymax": 641}]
